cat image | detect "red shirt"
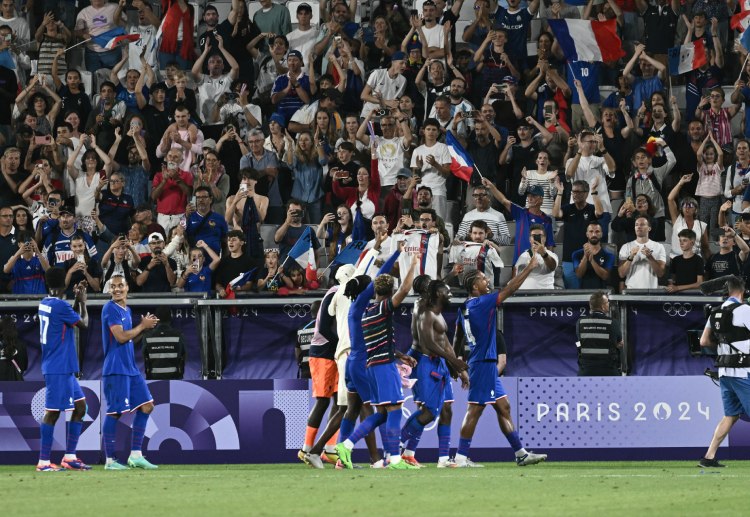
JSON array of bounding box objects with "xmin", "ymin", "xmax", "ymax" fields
[{"xmin": 152, "ymin": 170, "xmax": 193, "ymax": 215}]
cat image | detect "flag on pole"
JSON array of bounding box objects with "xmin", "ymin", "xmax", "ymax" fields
[
  {"xmin": 547, "ymin": 19, "xmax": 625, "ymax": 62},
  {"xmin": 332, "ymin": 240, "xmax": 368, "ymax": 266},
  {"xmin": 742, "ymin": 26, "xmax": 750, "ymax": 53},
  {"xmin": 229, "ymin": 269, "xmax": 257, "ymax": 289},
  {"xmin": 286, "ymin": 226, "xmax": 318, "ymax": 282},
  {"xmin": 446, "ymin": 131, "xmax": 475, "ymax": 182},
  {"xmin": 92, "ymin": 27, "xmax": 140, "ymax": 50},
  {"xmin": 667, "ymin": 40, "xmax": 707, "ymax": 76},
  {"xmin": 732, "ymin": 9, "xmax": 750, "ymax": 33}
]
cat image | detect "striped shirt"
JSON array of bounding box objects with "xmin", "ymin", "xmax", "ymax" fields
[{"xmin": 364, "ymin": 299, "xmax": 395, "ymax": 367}]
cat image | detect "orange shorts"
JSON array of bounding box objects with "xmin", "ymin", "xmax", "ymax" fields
[{"xmin": 309, "ymin": 357, "xmax": 338, "ymax": 398}]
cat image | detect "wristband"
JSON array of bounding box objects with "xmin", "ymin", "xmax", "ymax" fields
[
  {"xmin": 591, "ymin": 191, "xmax": 598, "ymax": 195},
  {"xmin": 541, "ymin": 253, "xmax": 548, "ymax": 259}
]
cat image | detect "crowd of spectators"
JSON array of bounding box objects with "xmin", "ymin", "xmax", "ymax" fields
[{"xmin": 2, "ymin": 0, "xmax": 750, "ymax": 297}]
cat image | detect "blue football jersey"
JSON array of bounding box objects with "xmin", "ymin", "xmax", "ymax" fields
[
  {"xmin": 101, "ymin": 300, "xmax": 139, "ymax": 376},
  {"xmin": 459, "ymin": 293, "xmax": 499, "ymax": 364},
  {"xmin": 39, "ymin": 297, "xmax": 81, "ymax": 374}
]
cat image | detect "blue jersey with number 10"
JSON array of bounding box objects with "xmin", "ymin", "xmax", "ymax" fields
[
  {"xmin": 458, "ymin": 293, "xmax": 498, "ymax": 364},
  {"xmin": 39, "ymin": 297, "xmax": 81, "ymax": 374}
]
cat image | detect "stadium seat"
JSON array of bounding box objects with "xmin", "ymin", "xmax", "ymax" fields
[
  {"xmin": 261, "ymin": 223, "xmax": 277, "ymax": 250},
  {"xmin": 455, "ymin": 20, "xmax": 471, "ymax": 44},
  {"xmin": 498, "ymin": 245, "xmax": 514, "ymax": 266},
  {"xmin": 214, "ymin": 2, "xmax": 233, "ymax": 24}
]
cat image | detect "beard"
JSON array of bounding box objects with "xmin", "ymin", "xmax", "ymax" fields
[{"xmin": 589, "ymin": 237, "xmax": 600, "ymax": 245}]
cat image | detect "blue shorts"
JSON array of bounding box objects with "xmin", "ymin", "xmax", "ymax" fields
[
  {"xmin": 720, "ymin": 375, "xmax": 750, "ymax": 416},
  {"xmin": 445, "ymin": 376, "xmax": 454, "ymax": 403},
  {"xmin": 345, "ymin": 356, "xmax": 371, "ymax": 404},
  {"xmin": 468, "ymin": 361, "xmax": 507, "ymax": 405},
  {"xmin": 103, "ymin": 374, "xmax": 153, "ymax": 414},
  {"xmin": 367, "ymin": 362, "xmax": 404, "ymax": 406},
  {"xmin": 44, "ymin": 374, "xmax": 85, "ymax": 412},
  {"xmin": 413, "ymin": 355, "xmax": 449, "ymax": 415}
]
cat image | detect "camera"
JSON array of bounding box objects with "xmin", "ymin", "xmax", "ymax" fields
[
  {"xmin": 155, "ymin": 249, "xmax": 162, "ymax": 255},
  {"xmin": 375, "ymin": 108, "xmax": 390, "ymax": 117},
  {"xmin": 292, "ymin": 209, "xmax": 303, "ymax": 217},
  {"xmin": 226, "ymin": 92, "xmax": 239, "ymax": 102}
]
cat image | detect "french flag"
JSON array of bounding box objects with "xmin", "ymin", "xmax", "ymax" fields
[
  {"xmin": 732, "ymin": 2, "xmax": 750, "ymax": 33},
  {"xmin": 286, "ymin": 227, "xmax": 318, "ymax": 283},
  {"xmin": 446, "ymin": 131, "xmax": 474, "ymax": 182},
  {"xmin": 547, "ymin": 19, "xmax": 625, "ymax": 63},
  {"xmin": 92, "ymin": 27, "xmax": 141, "ymax": 50},
  {"xmin": 667, "ymin": 40, "xmax": 707, "ymax": 76}
]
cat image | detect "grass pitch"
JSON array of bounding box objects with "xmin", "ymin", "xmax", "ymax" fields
[{"xmin": 3, "ymin": 461, "xmax": 747, "ymax": 516}]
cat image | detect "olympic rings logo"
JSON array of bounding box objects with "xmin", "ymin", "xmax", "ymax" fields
[
  {"xmin": 662, "ymin": 302, "xmax": 693, "ymax": 317},
  {"xmin": 283, "ymin": 304, "xmax": 311, "ymax": 318}
]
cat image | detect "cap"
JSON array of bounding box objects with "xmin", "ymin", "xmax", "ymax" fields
[
  {"xmin": 391, "ymin": 51, "xmax": 406, "ymax": 61},
  {"xmin": 287, "ymin": 49, "xmax": 304, "ymax": 62},
  {"xmin": 202, "ymin": 138, "xmax": 217, "ymax": 150},
  {"xmin": 148, "ymin": 232, "xmax": 165, "ymax": 242},
  {"xmin": 396, "ymin": 167, "xmax": 412, "ymax": 178},
  {"xmin": 335, "ymin": 264, "xmax": 356, "ymax": 283},
  {"xmin": 320, "ymin": 88, "xmax": 342, "ymax": 103},
  {"xmin": 527, "ymin": 185, "xmax": 545, "ymax": 197},
  {"xmin": 407, "ymin": 41, "xmax": 422, "ymax": 52},
  {"xmin": 58, "ymin": 202, "xmax": 75, "ymax": 215},
  {"xmin": 297, "ymin": 2, "xmax": 312, "ymax": 12},
  {"xmin": 151, "ymin": 82, "xmax": 168, "ymax": 93},
  {"xmin": 269, "ymin": 112, "xmax": 286, "ymax": 128},
  {"xmin": 500, "ymin": 75, "xmax": 517, "ymax": 84}
]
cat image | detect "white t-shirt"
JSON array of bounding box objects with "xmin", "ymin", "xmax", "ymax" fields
[
  {"xmin": 449, "ymin": 242, "xmax": 504, "ymax": 287},
  {"xmin": 360, "ymin": 69, "xmax": 407, "ymax": 118},
  {"xmin": 74, "ymin": 173, "xmax": 102, "ymax": 217},
  {"xmin": 75, "ymin": 4, "xmax": 125, "ymax": 53},
  {"xmin": 391, "ymin": 230, "xmax": 441, "ymax": 283},
  {"xmin": 515, "ymin": 249, "xmax": 559, "ymax": 290},
  {"xmin": 411, "ymin": 142, "xmax": 451, "ymax": 197},
  {"xmin": 287, "ymin": 26, "xmax": 319, "ymax": 70},
  {"xmin": 363, "ymin": 235, "xmax": 394, "ymax": 279},
  {"xmin": 565, "ymin": 154, "xmax": 613, "ymax": 213},
  {"xmin": 376, "ymin": 136, "xmax": 407, "ymax": 187},
  {"xmin": 197, "ymin": 73, "xmax": 233, "ymax": 124},
  {"xmin": 618, "ymin": 239, "xmax": 666, "ymax": 289},
  {"xmin": 420, "ymin": 24, "xmax": 445, "ymax": 55}
]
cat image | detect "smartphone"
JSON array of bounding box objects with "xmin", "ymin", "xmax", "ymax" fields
[
  {"xmin": 118, "ymin": 233, "xmax": 126, "ymax": 240},
  {"xmin": 34, "ymin": 135, "xmax": 51, "ymax": 145},
  {"xmin": 76, "ymin": 255, "xmax": 85, "ymax": 264},
  {"xmin": 375, "ymin": 108, "xmax": 390, "ymax": 117},
  {"xmin": 410, "ymin": 8, "xmax": 418, "ymax": 16},
  {"xmin": 334, "ymin": 35, "xmax": 342, "ymax": 43},
  {"xmin": 401, "ymin": 208, "xmax": 412, "ymax": 216},
  {"xmin": 533, "ymin": 234, "xmax": 542, "ymax": 243},
  {"xmin": 293, "ymin": 209, "xmax": 303, "ymax": 217},
  {"xmin": 544, "ymin": 105, "xmax": 553, "ymax": 115},
  {"xmin": 191, "ymin": 195, "xmax": 197, "ymax": 205},
  {"xmin": 460, "ymin": 111, "xmax": 471, "ymax": 119},
  {"xmin": 239, "ymin": 183, "xmax": 248, "ymax": 192}
]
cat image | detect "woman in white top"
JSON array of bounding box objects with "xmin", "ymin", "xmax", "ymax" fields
[
  {"xmin": 694, "ymin": 132, "xmax": 723, "ymax": 241},
  {"xmin": 164, "ymin": 225, "xmax": 191, "ymax": 279},
  {"xmin": 667, "ymin": 174, "xmax": 710, "ymax": 259},
  {"xmin": 66, "ymin": 134, "xmax": 112, "ymax": 234},
  {"xmin": 518, "ymin": 149, "xmax": 558, "ymax": 215}
]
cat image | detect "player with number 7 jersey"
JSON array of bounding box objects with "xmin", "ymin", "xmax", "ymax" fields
[{"xmin": 36, "ymin": 267, "xmax": 90, "ymax": 472}]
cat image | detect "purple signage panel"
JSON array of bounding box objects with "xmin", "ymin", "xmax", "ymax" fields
[{"xmin": 517, "ymin": 377, "xmax": 724, "ymax": 448}]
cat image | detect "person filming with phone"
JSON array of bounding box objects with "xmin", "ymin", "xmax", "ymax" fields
[{"xmin": 512, "ymin": 224, "xmax": 558, "ymax": 290}]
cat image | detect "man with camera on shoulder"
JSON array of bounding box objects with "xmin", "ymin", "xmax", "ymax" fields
[{"xmin": 698, "ymin": 275, "xmax": 750, "ymax": 468}]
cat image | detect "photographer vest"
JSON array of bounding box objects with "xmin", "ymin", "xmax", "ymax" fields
[
  {"xmin": 297, "ymin": 323, "xmax": 313, "ymax": 378},
  {"xmin": 576, "ymin": 314, "xmax": 618, "ymax": 367},
  {"xmin": 709, "ymin": 302, "xmax": 750, "ymax": 368},
  {"xmin": 142, "ymin": 328, "xmax": 184, "ymax": 380}
]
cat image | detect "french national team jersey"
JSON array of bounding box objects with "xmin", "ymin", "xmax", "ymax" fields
[
  {"xmin": 449, "ymin": 242, "xmax": 504, "ymax": 287},
  {"xmin": 39, "ymin": 297, "xmax": 81, "ymax": 374},
  {"xmin": 391, "ymin": 230, "xmax": 440, "ymax": 284},
  {"xmin": 363, "ymin": 299, "xmax": 395, "ymax": 367},
  {"xmin": 101, "ymin": 300, "xmax": 139, "ymax": 376},
  {"xmin": 459, "ymin": 293, "xmax": 499, "ymax": 364}
]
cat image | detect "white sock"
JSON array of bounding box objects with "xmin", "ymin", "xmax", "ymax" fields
[
  {"xmin": 64, "ymin": 453, "xmax": 77, "ymax": 460},
  {"xmin": 403, "ymin": 449, "xmax": 415, "ymax": 458},
  {"xmin": 438, "ymin": 455, "xmax": 449, "ymax": 463},
  {"xmin": 343, "ymin": 439, "xmax": 354, "ymax": 450},
  {"xmin": 515, "ymin": 448, "xmax": 528, "ymax": 458},
  {"xmin": 389, "ymin": 455, "xmax": 401, "ymax": 465},
  {"xmin": 130, "ymin": 450, "xmax": 143, "ymax": 459},
  {"xmin": 37, "ymin": 460, "xmax": 50, "ymax": 466},
  {"xmin": 302, "ymin": 445, "xmax": 311, "ymax": 453},
  {"xmin": 324, "ymin": 446, "xmax": 336, "ymax": 454},
  {"xmin": 454, "ymin": 453, "xmax": 467, "ymax": 463},
  {"xmin": 106, "ymin": 457, "xmax": 115, "ymax": 465}
]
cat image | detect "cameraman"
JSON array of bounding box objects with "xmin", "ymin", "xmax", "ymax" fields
[
  {"xmin": 0, "ymin": 316, "xmax": 26, "ymax": 381},
  {"xmin": 576, "ymin": 292, "xmax": 622, "ymax": 376},
  {"xmin": 698, "ymin": 275, "xmax": 750, "ymax": 468}
]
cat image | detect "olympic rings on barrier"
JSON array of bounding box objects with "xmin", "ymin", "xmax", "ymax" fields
[
  {"xmin": 662, "ymin": 302, "xmax": 692, "ymax": 317},
  {"xmin": 283, "ymin": 304, "xmax": 311, "ymax": 318}
]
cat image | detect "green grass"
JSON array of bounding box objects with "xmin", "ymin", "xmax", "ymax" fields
[{"xmin": 4, "ymin": 461, "xmax": 748, "ymax": 516}]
